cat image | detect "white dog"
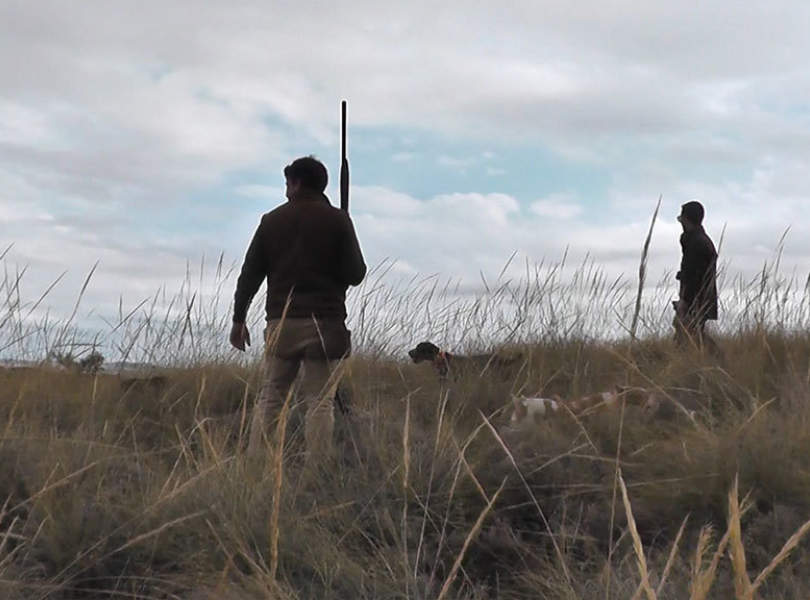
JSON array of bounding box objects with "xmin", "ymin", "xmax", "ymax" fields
[
  {"xmin": 510, "ymin": 395, "xmax": 562, "ymax": 427},
  {"xmin": 510, "ymin": 387, "xmax": 660, "ymax": 428}
]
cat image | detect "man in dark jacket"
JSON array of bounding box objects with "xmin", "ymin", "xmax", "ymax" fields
[
  {"xmin": 230, "ymin": 155, "xmax": 366, "ymax": 459},
  {"xmin": 674, "ymin": 200, "xmax": 718, "ymax": 348}
]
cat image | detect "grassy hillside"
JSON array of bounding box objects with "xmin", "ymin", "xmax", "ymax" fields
[{"xmin": 2, "ymin": 327, "xmax": 810, "ymax": 599}]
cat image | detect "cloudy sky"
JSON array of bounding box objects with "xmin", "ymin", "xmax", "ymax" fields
[{"xmin": 2, "ymin": 0, "xmax": 810, "ymax": 340}]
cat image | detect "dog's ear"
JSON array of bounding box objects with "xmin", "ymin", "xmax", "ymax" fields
[{"xmin": 512, "ymin": 396, "xmax": 523, "ymax": 409}]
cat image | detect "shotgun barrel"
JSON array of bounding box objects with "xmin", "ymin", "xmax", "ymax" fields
[
  {"xmin": 336, "ymin": 100, "xmax": 351, "ymax": 416},
  {"xmin": 339, "ymin": 100, "xmax": 349, "ymax": 213}
]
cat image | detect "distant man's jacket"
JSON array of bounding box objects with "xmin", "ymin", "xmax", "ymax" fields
[
  {"xmin": 232, "ymin": 191, "xmax": 367, "ymax": 324},
  {"xmin": 676, "ymin": 226, "xmax": 718, "ymax": 321}
]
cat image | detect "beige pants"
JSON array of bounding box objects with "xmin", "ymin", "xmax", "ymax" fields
[{"xmin": 248, "ymin": 317, "xmax": 346, "ymax": 460}]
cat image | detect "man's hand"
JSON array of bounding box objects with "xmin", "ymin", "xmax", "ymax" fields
[{"xmin": 230, "ymin": 322, "xmax": 251, "ymax": 351}]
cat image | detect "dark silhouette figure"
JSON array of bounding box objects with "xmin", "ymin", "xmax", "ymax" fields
[{"xmin": 674, "ymin": 201, "xmax": 718, "ymax": 351}]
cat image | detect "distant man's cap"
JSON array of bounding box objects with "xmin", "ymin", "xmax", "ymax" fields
[{"xmin": 679, "ymin": 201, "xmax": 705, "ymax": 225}]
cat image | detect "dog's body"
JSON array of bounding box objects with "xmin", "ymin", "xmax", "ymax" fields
[
  {"xmin": 567, "ymin": 391, "xmax": 619, "ymax": 413},
  {"xmin": 408, "ymin": 341, "xmax": 519, "ymax": 380},
  {"xmin": 509, "ymin": 386, "xmax": 662, "ymax": 427},
  {"xmin": 510, "ymin": 395, "xmax": 562, "ymax": 427},
  {"xmin": 569, "ymin": 387, "xmax": 660, "ymax": 414}
]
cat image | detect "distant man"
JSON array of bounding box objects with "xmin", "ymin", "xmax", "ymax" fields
[
  {"xmin": 674, "ymin": 201, "xmax": 718, "ymax": 349},
  {"xmin": 230, "ymin": 156, "xmax": 366, "ymax": 459}
]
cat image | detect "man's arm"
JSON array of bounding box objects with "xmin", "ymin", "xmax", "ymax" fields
[
  {"xmin": 233, "ymin": 218, "xmax": 269, "ymax": 323},
  {"xmin": 339, "ymin": 214, "xmax": 366, "ymax": 286}
]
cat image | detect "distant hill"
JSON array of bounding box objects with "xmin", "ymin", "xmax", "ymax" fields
[{"xmin": 0, "ymin": 358, "xmax": 158, "ymax": 374}]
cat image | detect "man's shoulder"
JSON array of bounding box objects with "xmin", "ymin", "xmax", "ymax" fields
[
  {"xmin": 259, "ymin": 202, "xmax": 293, "ymax": 222},
  {"xmin": 682, "ymin": 229, "xmax": 716, "ymax": 254},
  {"xmin": 261, "ymin": 199, "xmax": 349, "ymax": 229},
  {"xmin": 303, "ymin": 199, "xmax": 350, "ymax": 224}
]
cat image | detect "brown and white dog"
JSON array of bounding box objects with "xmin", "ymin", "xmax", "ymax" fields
[
  {"xmin": 510, "ymin": 395, "xmax": 563, "ymax": 427},
  {"xmin": 568, "ymin": 386, "xmax": 659, "ymax": 414},
  {"xmin": 509, "ymin": 386, "xmax": 660, "ymax": 427},
  {"xmin": 408, "ymin": 341, "xmax": 519, "ymax": 380}
]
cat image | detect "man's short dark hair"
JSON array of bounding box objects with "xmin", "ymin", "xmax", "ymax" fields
[
  {"xmin": 680, "ymin": 201, "xmax": 705, "ymax": 226},
  {"xmin": 283, "ymin": 156, "xmax": 328, "ymax": 192}
]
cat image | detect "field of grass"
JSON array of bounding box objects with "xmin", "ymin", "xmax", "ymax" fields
[
  {"xmin": 3, "ymin": 246, "xmax": 810, "ymax": 598},
  {"xmin": 2, "ymin": 327, "xmax": 810, "ymax": 599}
]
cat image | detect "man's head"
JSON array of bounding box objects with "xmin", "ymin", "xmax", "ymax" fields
[
  {"xmin": 678, "ymin": 201, "xmax": 705, "ymax": 231},
  {"xmin": 284, "ymin": 156, "xmax": 328, "ymax": 199}
]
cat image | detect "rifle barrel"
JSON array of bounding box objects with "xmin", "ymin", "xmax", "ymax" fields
[
  {"xmin": 340, "ymin": 100, "xmax": 349, "ymax": 212},
  {"xmin": 341, "ymin": 101, "xmax": 347, "ymax": 161}
]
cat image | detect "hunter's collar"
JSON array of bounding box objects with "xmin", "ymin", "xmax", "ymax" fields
[{"xmin": 290, "ymin": 190, "xmax": 329, "ymax": 203}]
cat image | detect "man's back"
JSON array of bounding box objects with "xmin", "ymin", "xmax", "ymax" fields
[
  {"xmin": 233, "ymin": 191, "xmax": 366, "ymax": 323},
  {"xmin": 678, "ymin": 226, "xmax": 718, "ymax": 321}
]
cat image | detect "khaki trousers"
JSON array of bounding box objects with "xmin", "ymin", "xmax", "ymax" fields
[{"xmin": 248, "ymin": 318, "xmax": 346, "ymax": 460}]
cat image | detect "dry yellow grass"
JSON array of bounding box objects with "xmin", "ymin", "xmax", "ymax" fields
[{"xmin": 3, "ymin": 250, "xmax": 810, "ymax": 598}]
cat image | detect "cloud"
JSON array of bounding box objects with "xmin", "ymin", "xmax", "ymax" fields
[
  {"xmin": 349, "ymin": 185, "xmax": 423, "ymax": 217},
  {"xmin": 2, "ymin": 0, "xmax": 810, "ymax": 343},
  {"xmin": 3, "ymin": 1, "xmax": 809, "ymax": 185},
  {"xmin": 530, "ymin": 196, "xmax": 583, "ymax": 219}
]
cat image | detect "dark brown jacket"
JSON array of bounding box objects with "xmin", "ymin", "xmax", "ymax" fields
[
  {"xmin": 677, "ymin": 226, "xmax": 718, "ymax": 321},
  {"xmin": 233, "ymin": 191, "xmax": 366, "ymax": 323}
]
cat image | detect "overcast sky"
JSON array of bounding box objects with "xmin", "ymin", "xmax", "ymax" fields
[{"xmin": 2, "ymin": 0, "xmax": 810, "ymax": 343}]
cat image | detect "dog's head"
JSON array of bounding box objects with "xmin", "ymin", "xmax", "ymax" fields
[
  {"xmin": 511, "ymin": 396, "xmax": 529, "ymax": 424},
  {"xmin": 408, "ymin": 341, "xmax": 441, "ymax": 364}
]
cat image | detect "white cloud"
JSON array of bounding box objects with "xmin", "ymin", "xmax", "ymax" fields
[
  {"xmin": 2, "ymin": 0, "xmax": 810, "ymax": 341},
  {"xmin": 530, "ymin": 196, "xmax": 582, "ymax": 219},
  {"xmin": 349, "ymin": 185, "xmax": 423, "ymax": 217}
]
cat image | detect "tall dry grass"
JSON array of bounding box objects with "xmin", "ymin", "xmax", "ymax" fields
[{"xmin": 3, "ymin": 239, "xmax": 810, "ymax": 598}]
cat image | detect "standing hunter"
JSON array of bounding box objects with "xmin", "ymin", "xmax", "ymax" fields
[
  {"xmin": 230, "ymin": 155, "xmax": 366, "ymax": 459},
  {"xmin": 674, "ymin": 200, "xmax": 718, "ymax": 349}
]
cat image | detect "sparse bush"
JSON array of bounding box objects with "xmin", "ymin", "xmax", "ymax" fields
[{"xmin": 78, "ymin": 350, "xmax": 104, "ymax": 374}]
